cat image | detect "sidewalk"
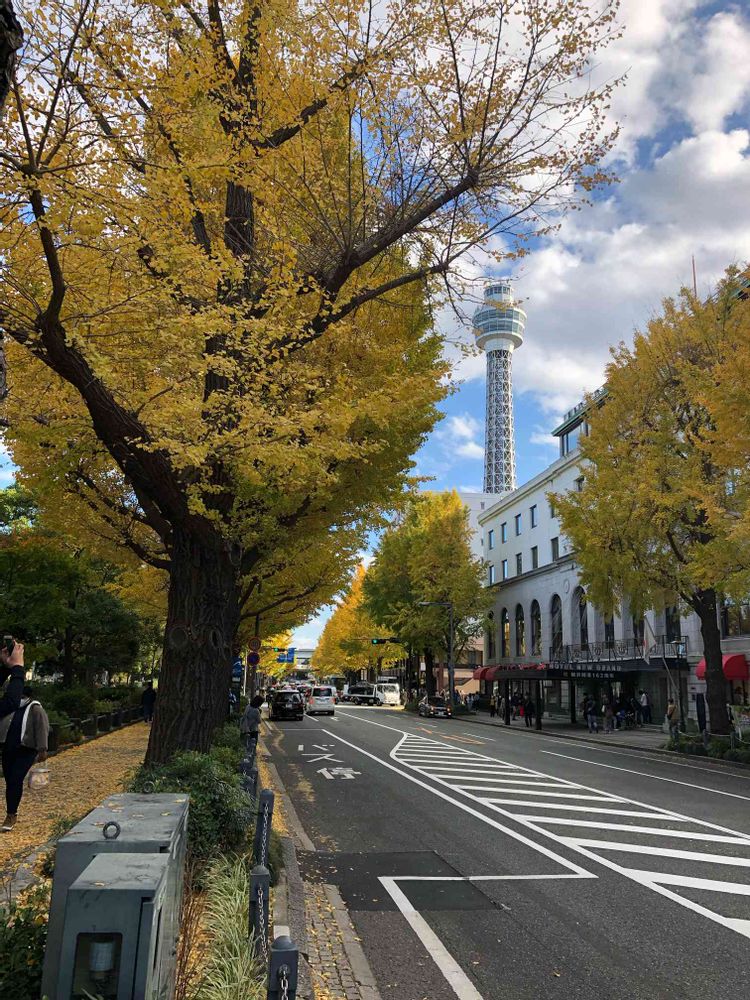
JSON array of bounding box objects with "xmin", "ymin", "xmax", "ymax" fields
[
  {"xmin": 461, "ymin": 709, "xmax": 669, "ymax": 751},
  {"xmin": 0, "ymin": 722, "xmax": 150, "ymax": 882}
]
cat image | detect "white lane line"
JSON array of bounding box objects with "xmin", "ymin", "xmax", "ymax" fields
[
  {"xmin": 317, "ymin": 728, "xmax": 593, "ymax": 877},
  {"xmin": 463, "ymin": 788, "xmax": 623, "ymax": 801},
  {"xmin": 485, "ymin": 801, "xmax": 669, "ymax": 815},
  {"xmin": 461, "ymin": 732, "xmax": 496, "ymax": 741},
  {"xmin": 558, "ymin": 839, "xmax": 750, "ymax": 867},
  {"xmin": 518, "ymin": 818, "xmax": 748, "ymax": 842},
  {"xmin": 456, "ymin": 780, "xmax": 566, "ymax": 788},
  {"xmin": 540, "ymin": 751, "xmax": 750, "ymax": 802},
  {"xmin": 390, "ymin": 874, "xmax": 587, "ymax": 882},
  {"xmin": 624, "ymin": 871, "xmax": 750, "ymax": 895},
  {"xmin": 379, "ymin": 878, "xmax": 484, "ymax": 1000},
  {"xmin": 539, "ymin": 741, "xmax": 750, "ymax": 780}
]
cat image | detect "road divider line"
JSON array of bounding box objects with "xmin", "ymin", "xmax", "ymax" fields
[{"xmin": 540, "ymin": 751, "xmax": 750, "ymax": 802}]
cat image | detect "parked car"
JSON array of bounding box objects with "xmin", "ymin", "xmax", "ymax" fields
[
  {"xmin": 418, "ymin": 695, "xmax": 452, "ymax": 719},
  {"xmin": 307, "ymin": 686, "xmax": 336, "ymax": 716},
  {"xmin": 269, "ymin": 689, "xmax": 304, "ymax": 721},
  {"xmin": 346, "ymin": 684, "xmax": 381, "ymax": 706}
]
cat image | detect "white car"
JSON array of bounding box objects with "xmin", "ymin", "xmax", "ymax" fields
[{"xmin": 307, "ymin": 686, "xmax": 336, "ymax": 716}]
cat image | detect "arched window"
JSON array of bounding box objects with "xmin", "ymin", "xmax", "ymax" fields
[
  {"xmin": 573, "ymin": 587, "xmax": 588, "ymax": 648},
  {"xmin": 515, "ymin": 604, "xmax": 525, "ymax": 656},
  {"xmin": 551, "ymin": 595, "xmax": 563, "ymax": 657},
  {"xmin": 487, "ymin": 627, "xmax": 496, "ymax": 661},
  {"xmin": 604, "ymin": 615, "xmax": 615, "ymax": 647},
  {"xmin": 632, "ymin": 614, "xmax": 645, "ymax": 646},
  {"xmin": 501, "ymin": 608, "xmax": 510, "ymax": 658},
  {"xmin": 665, "ymin": 605, "xmax": 681, "ymax": 643},
  {"xmin": 531, "ymin": 600, "xmax": 542, "ymax": 656}
]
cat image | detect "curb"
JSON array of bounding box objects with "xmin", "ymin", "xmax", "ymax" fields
[{"xmin": 458, "ymin": 713, "xmax": 750, "ymax": 772}]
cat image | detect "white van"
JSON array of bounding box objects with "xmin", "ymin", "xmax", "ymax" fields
[{"xmin": 374, "ymin": 682, "xmax": 400, "ymax": 706}]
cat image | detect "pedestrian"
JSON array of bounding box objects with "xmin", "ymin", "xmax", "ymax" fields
[
  {"xmin": 602, "ymin": 699, "xmax": 614, "ymax": 734},
  {"xmin": 0, "ymin": 640, "xmax": 25, "ymax": 719},
  {"xmin": 666, "ymin": 698, "xmax": 680, "ymax": 743},
  {"xmin": 489, "ymin": 694, "xmax": 496, "ymax": 719},
  {"xmin": 498, "ymin": 694, "xmax": 506, "ymax": 720},
  {"xmin": 0, "ymin": 685, "xmax": 49, "ymax": 831},
  {"xmin": 639, "ymin": 689, "xmax": 651, "ymax": 724},
  {"xmin": 141, "ymin": 682, "xmax": 156, "ymax": 723},
  {"xmin": 585, "ymin": 696, "xmax": 598, "ymax": 733},
  {"xmin": 524, "ymin": 696, "xmax": 535, "ymax": 728},
  {"xmin": 240, "ymin": 695, "xmax": 264, "ymax": 755}
]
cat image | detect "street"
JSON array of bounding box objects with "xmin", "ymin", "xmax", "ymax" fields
[{"xmin": 266, "ymin": 708, "xmax": 750, "ymax": 1000}]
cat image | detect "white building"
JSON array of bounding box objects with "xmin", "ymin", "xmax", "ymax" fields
[{"xmin": 476, "ymin": 390, "xmax": 749, "ymax": 724}]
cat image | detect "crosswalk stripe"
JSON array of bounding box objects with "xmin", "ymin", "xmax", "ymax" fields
[
  {"xmin": 625, "ymin": 871, "xmax": 750, "ymax": 895},
  {"xmin": 559, "ymin": 838, "xmax": 750, "ymax": 866},
  {"xmin": 520, "ymin": 818, "xmax": 748, "ymax": 842}
]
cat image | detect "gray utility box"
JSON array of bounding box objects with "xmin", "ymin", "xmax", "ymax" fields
[
  {"xmin": 55, "ymin": 853, "xmax": 171, "ymax": 1000},
  {"xmin": 42, "ymin": 793, "xmax": 189, "ymax": 1000}
]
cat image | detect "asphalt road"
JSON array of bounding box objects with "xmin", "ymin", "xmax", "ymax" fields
[{"xmin": 265, "ymin": 706, "xmax": 750, "ymax": 1000}]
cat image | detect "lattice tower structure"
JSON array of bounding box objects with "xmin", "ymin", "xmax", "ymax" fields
[{"xmin": 473, "ymin": 282, "xmax": 526, "ymax": 493}]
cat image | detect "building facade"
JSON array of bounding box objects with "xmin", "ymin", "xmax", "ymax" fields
[{"xmin": 477, "ymin": 393, "xmax": 749, "ymax": 724}]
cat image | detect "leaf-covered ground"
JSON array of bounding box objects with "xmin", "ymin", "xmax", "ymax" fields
[{"xmin": 0, "ymin": 723, "xmax": 149, "ymax": 875}]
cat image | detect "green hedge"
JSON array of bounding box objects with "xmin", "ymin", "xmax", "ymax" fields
[
  {"xmin": 667, "ymin": 734, "xmax": 750, "ymax": 764},
  {"xmin": 0, "ymin": 882, "xmax": 50, "ymax": 1000}
]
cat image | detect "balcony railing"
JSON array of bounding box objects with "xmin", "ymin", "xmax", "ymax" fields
[{"xmin": 549, "ymin": 635, "xmax": 688, "ymax": 665}]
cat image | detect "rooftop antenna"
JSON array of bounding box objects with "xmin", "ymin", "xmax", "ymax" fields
[{"xmin": 691, "ymin": 255, "xmax": 698, "ymax": 297}]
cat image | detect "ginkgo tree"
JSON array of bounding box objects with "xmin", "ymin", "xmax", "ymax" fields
[{"xmin": 0, "ymin": 0, "xmax": 619, "ymax": 761}]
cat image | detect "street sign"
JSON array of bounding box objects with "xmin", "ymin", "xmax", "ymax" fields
[
  {"xmin": 248, "ymin": 636, "xmax": 262, "ymax": 653},
  {"xmin": 248, "ymin": 651, "xmax": 261, "ymax": 667},
  {"xmin": 232, "ymin": 658, "xmax": 243, "ymax": 681}
]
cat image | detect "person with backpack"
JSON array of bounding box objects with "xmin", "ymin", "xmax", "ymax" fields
[{"xmin": 0, "ymin": 684, "xmax": 49, "ymax": 831}]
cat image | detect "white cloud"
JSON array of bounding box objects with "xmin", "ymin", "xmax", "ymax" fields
[
  {"xmin": 435, "ymin": 412, "xmax": 485, "ymax": 465},
  {"xmin": 455, "ymin": 440, "xmax": 485, "ymax": 460},
  {"xmin": 678, "ymin": 11, "xmax": 750, "ymax": 132},
  {"xmin": 529, "ymin": 429, "xmax": 559, "ymax": 449}
]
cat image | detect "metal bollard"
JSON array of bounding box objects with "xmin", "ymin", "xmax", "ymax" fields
[
  {"xmin": 249, "ymin": 863, "xmax": 270, "ymax": 951},
  {"xmin": 242, "ymin": 766, "xmax": 259, "ymax": 801},
  {"xmin": 267, "ymin": 935, "xmax": 299, "ymax": 1000},
  {"xmin": 253, "ymin": 789, "xmax": 274, "ymax": 868}
]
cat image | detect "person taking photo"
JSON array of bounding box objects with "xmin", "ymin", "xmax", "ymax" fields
[{"xmin": 0, "ymin": 680, "xmax": 49, "ymax": 831}]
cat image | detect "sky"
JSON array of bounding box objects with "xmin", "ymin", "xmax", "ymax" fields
[
  {"xmin": 292, "ymin": 0, "xmax": 750, "ymax": 650},
  {"xmin": 2, "ymin": 0, "xmax": 749, "ymax": 653}
]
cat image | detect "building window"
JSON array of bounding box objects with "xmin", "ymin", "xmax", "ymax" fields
[
  {"xmin": 720, "ymin": 598, "xmax": 750, "ymax": 638},
  {"xmin": 549, "ymin": 498, "xmax": 556, "ymax": 519},
  {"xmin": 551, "ymin": 536, "xmax": 559, "ymax": 561},
  {"xmin": 530, "ymin": 504, "xmax": 538, "ymax": 528},
  {"xmin": 501, "ymin": 559, "xmax": 508, "ymax": 580},
  {"xmin": 488, "ymin": 564, "xmax": 496, "ymax": 585},
  {"xmin": 515, "ymin": 553, "xmax": 522, "ymax": 575},
  {"xmin": 501, "ymin": 522, "xmax": 507, "ymax": 543},
  {"xmin": 488, "ymin": 529, "xmax": 495, "ymax": 550},
  {"xmin": 515, "ymin": 604, "xmax": 526, "ymax": 656},
  {"xmin": 531, "ymin": 600, "xmax": 541, "ymax": 656},
  {"xmin": 515, "ymin": 513, "xmax": 522, "ymax": 535},
  {"xmin": 531, "ymin": 545, "xmax": 538, "ymax": 569},
  {"xmin": 501, "ymin": 608, "xmax": 510, "ymax": 658},
  {"xmin": 560, "ymin": 422, "xmax": 583, "ymax": 457},
  {"xmin": 665, "ymin": 605, "xmax": 681, "ymax": 643},
  {"xmin": 551, "ymin": 595, "xmax": 563, "ymax": 657},
  {"xmin": 632, "ymin": 615, "xmax": 645, "ymax": 646},
  {"xmin": 604, "ymin": 616, "xmax": 615, "ymax": 647},
  {"xmin": 576, "ymin": 590, "xmax": 589, "ymax": 649},
  {"xmin": 487, "ymin": 626, "xmax": 496, "ymax": 661},
  {"xmin": 575, "ymin": 476, "xmax": 585, "ymax": 492}
]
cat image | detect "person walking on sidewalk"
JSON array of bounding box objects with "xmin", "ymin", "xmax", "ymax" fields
[
  {"xmin": 584, "ymin": 696, "xmax": 598, "ymax": 733},
  {"xmin": 240, "ymin": 695, "xmax": 263, "ymax": 754},
  {"xmin": 666, "ymin": 698, "xmax": 680, "ymax": 743},
  {"xmin": 524, "ymin": 696, "xmax": 535, "ymax": 728},
  {"xmin": 141, "ymin": 682, "xmax": 157, "ymax": 723},
  {"xmin": 602, "ymin": 699, "xmax": 614, "ymax": 734},
  {"xmin": 639, "ymin": 689, "xmax": 651, "ymax": 724},
  {"xmin": 0, "ymin": 684, "xmax": 49, "ymax": 831},
  {"xmin": 489, "ymin": 694, "xmax": 496, "ymax": 719}
]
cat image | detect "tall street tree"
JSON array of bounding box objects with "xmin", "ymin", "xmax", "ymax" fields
[
  {"xmin": 556, "ymin": 270, "xmax": 750, "ymax": 735},
  {"xmin": 0, "ymin": 0, "xmax": 619, "ymax": 761}
]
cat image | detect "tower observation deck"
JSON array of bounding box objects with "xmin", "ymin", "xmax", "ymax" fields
[{"xmin": 473, "ymin": 281, "xmax": 526, "ymax": 493}]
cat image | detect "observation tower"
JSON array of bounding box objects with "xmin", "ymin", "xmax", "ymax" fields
[{"xmin": 472, "ymin": 281, "xmax": 526, "ymax": 493}]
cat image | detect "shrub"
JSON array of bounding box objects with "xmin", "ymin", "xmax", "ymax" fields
[
  {"xmin": 212, "ymin": 721, "xmax": 244, "ymax": 757},
  {"xmin": 452, "ymin": 703, "xmax": 470, "ymax": 715},
  {"xmin": 128, "ymin": 751, "xmax": 253, "ymax": 868},
  {"xmin": 404, "ymin": 700, "xmax": 419, "ymax": 713},
  {"xmin": 39, "ymin": 684, "xmax": 97, "ymax": 719},
  {"xmin": 0, "ymin": 881, "xmax": 50, "ymax": 1000},
  {"xmin": 723, "ymin": 747, "xmax": 750, "ymax": 764}
]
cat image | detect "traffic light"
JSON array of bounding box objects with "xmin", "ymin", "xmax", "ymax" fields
[{"xmin": 371, "ymin": 637, "xmax": 399, "ymax": 645}]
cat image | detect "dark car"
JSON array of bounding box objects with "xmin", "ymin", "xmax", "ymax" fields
[
  {"xmin": 418, "ymin": 695, "xmax": 452, "ymax": 719},
  {"xmin": 269, "ymin": 689, "xmax": 304, "ymax": 721}
]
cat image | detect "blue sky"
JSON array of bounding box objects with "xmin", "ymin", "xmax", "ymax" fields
[{"xmin": 293, "ymin": 0, "xmax": 750, "ymax": 648}]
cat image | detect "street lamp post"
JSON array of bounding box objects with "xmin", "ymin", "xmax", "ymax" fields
[{"xmin": 418, "ymin": 601, "xmax": 455, "ymax": 708}]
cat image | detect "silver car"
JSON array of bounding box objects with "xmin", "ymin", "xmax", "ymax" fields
[{"xmin": 307, "ymin": 685, "xmax": 336, "ymax": 716}]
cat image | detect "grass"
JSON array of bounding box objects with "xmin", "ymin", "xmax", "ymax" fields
[{"xmin": 191, "ymin": 856, "xmax": 266, "ymax": 1000}]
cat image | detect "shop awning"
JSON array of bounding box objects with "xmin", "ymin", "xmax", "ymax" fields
[
  {"xmin": 696, "ymin": 654, "xmax": 749, "ymax": 682},
  {"xmin": 472, "ymin": 666, "xmax": 492, "ymax": 680}
]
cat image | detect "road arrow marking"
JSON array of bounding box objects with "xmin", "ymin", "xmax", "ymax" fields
[{"xmin": 318, "ymin": 767, "xmax": 361, "ymax": 780}]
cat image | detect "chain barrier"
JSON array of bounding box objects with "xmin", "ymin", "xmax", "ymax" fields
[
  {"xmin": 279, "ymin": 966, "xmax": 290, "ymax": 1000},
  {"xmin": 261, "ymin": 802, "xmax": 269, "ymax": 866},
  {"xmin": 256, "ymin": 884, "xmax": 269, "ymax": 964}
]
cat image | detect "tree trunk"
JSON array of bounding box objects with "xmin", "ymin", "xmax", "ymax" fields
[
  {"xmin": 694, "ymin": 588, "xmax": 730, "ymax": 735},
  {"xmin": 146, "ymin": 526, "xmax": 241, "ymax": 764},
  {"xmin": 62, "ymin": 626, "xmax": 74, "ymax": 688},
  {"xmin": 424, "ymin": 647, "xmax": 436, "ymax": 696},
  {"xmin": 0, "ymin": 0, "xmax": 22, "ymax": 118}
]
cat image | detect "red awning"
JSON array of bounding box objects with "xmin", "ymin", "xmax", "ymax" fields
[
  {"xmin": 696, "ymin": 654, "xmax": 749, "ymax": 682},
  {"xmin": 472, "ymin": 666, "xmax": 491, "ymax": 680}
]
